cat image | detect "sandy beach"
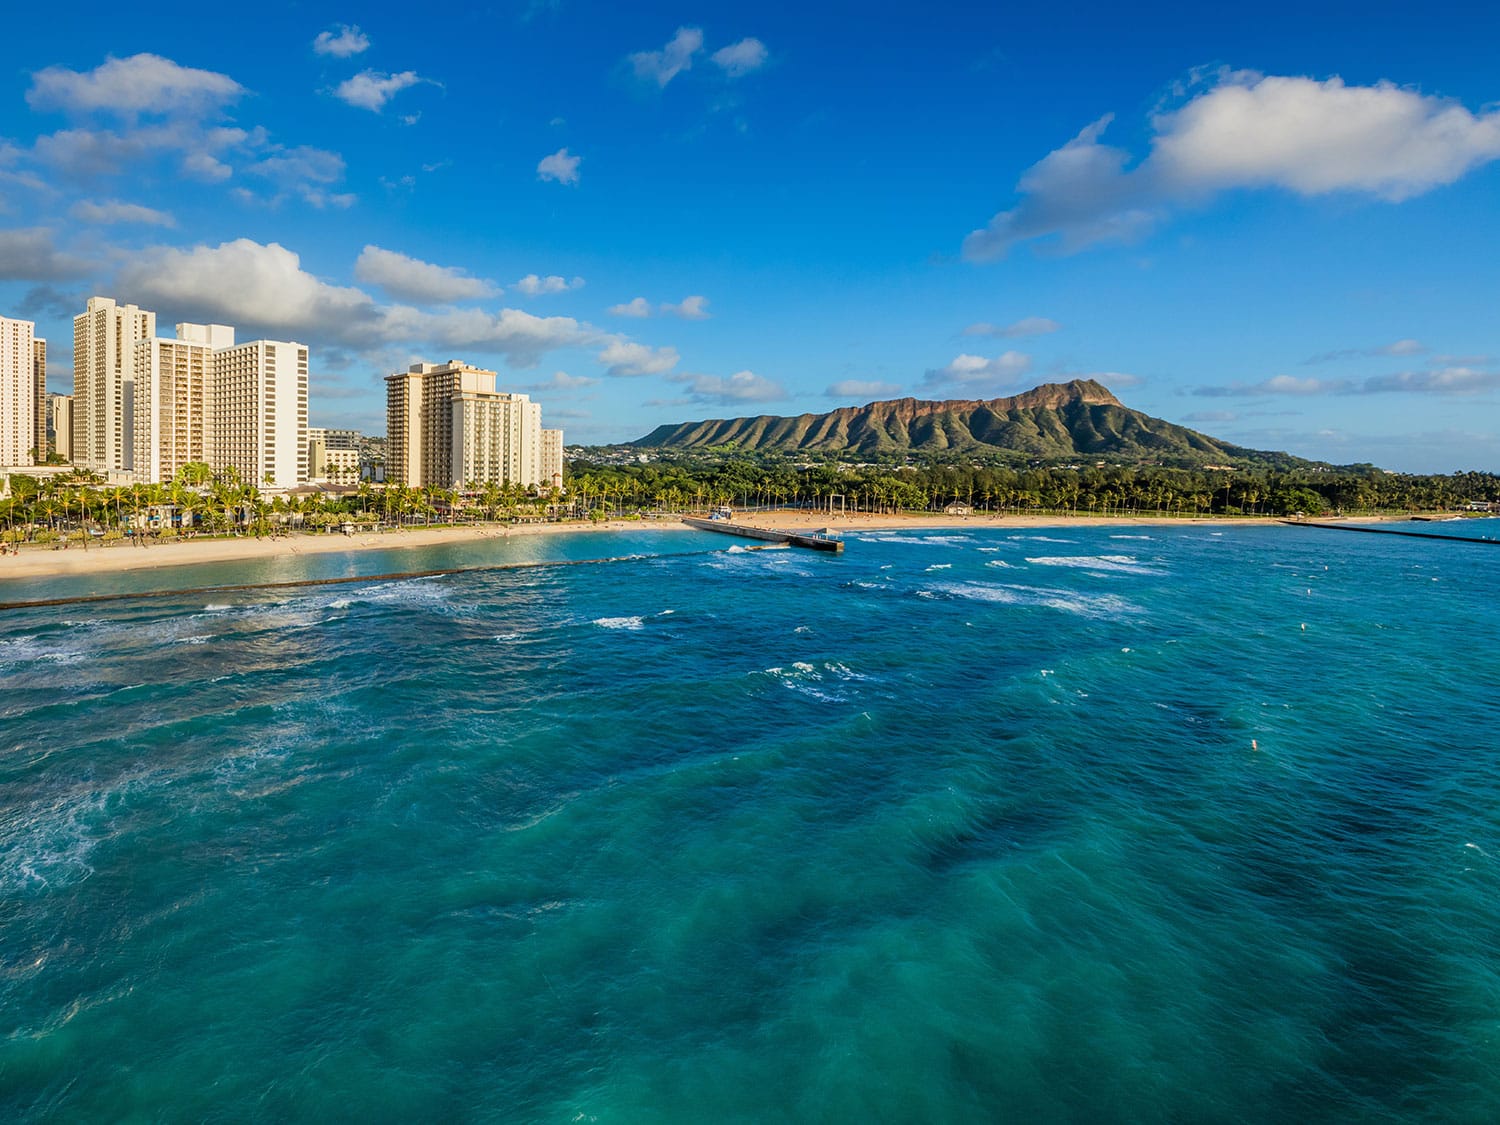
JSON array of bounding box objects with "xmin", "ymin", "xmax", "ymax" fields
[{"xmin": 0, "ymin": 510, "xmax": 1306, "ymax": 584}]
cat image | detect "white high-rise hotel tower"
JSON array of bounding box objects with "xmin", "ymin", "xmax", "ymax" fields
[
  {"xmin": 386, "ymin": 360, "xmax": 563, "ymax": 490},
  {"xmin": 72, "ymin": 296, "xmax": 309, "ymax": 487},
  {"xmin": 1, "ymin": 314, "xmax": 46, "ymax": 466}
]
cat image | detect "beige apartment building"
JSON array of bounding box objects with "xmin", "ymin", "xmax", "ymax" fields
[
  {"xmin": 212, "ymin": 338, "xmax": 309, "ymax": 487},
  {"xmin": 33, "ymin": 339, "xmax": 46, "ymax": 462},
  {"xmin": 1, "ymin": 314, "xmax": 41, "ymax": 466},
  {"xmin": 307, "ymin": 426, "xmax": 362, "ymax": 481},
  {"xmin": 126, "ymin": 320, "xmax": 308, "ymax": 488},
  {"xmin": 47, "ymin": 393, "xmax": 72, "ymax": 461},
  {"xmin": 384, "ymin": 360, "xmax": 562, "ymax": 489},
  {"xmin": 539, "ymin": 427, "xmax": 564, "ymax": 491},
  {"xmin": 133, "ymin": 324, "xmax": 230, "ymax": 484},
  {"xmin": 74, "ymin": 296, "xmax": 155, "ymax": 473}
]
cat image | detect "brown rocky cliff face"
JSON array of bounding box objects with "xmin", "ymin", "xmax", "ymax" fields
[
  {"xmin": 828, "ymin": 380, "xmax": 1122, "ymax": 425},
  {"xmin": 629, "ymin": 376, "xmax": 1268, "ymax": 464}
]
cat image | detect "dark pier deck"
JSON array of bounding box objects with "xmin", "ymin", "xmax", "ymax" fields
[
  {"xmin": 682, "ymin": 517, "xmax": 845, "ymax": 553},
  {"xmin": 1280, "ymin": 519, "xmax": 1500, "ymax": 544}
]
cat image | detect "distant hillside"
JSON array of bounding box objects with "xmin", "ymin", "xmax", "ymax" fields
[{"xmin": 632, "ymin": 379, "xmax": 1298, "ymax": 466}]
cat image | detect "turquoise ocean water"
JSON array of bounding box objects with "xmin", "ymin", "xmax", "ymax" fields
[{"xmin": 3, "ymin": 522, "xmax": 1499, "ymax": 1121}]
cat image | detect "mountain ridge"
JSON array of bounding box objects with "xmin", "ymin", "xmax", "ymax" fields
[{"xmin": 631, "ymin": 379, "xmax": 1291, "ymax": 465}]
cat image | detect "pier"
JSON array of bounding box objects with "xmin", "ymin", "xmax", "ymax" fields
[
  {"xmin": 1280, "ymin": 519, "xmax": 1500, "ymax": 545},
  {"xmin": 681, "ymin": 517, "xmax": 845, "ymax": 553}
]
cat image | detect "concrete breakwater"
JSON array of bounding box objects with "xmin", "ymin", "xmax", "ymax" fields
[{"xmin": 680, "ymin": 517, "xmax": 845, "ymax": 553}]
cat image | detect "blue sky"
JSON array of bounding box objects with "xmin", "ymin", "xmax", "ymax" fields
[{"xmin": 1, "ymin": 0, "xmax": 1497, "ymax": 471}]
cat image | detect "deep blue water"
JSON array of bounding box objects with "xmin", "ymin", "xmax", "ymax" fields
[{"xmin": 3, "ymin": 524, "xmax": 1499, "ymax": 1122}]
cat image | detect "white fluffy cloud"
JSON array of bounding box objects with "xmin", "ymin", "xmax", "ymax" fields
[
  {"xmin": 921, "ymin": 351, "xmax": 1032, "ymax": 391},
  {"xmin": 963, "ymin": 316, "xmax": 1061, "ymax": 338},
  {"xmin": 964, "ymin": 71, "xmax": 1500, "ymax": 260},
  {"xmin": 711, "ymin": 38, "xmax": 768, "ymax": 78},
  {"xmin": 1362, "ymin": 366, "xmax": 1500, "ymax": 394},
  {"xmin": 0, "ymin": 228, "xmax": 91, "ymax": 281},
  {"xmin": 246, "ymin": 145, "xmax": 353, "ymax": 207},
  {"xmin": 677, "ymin": 370, "xmax": 787, "ymax": 404},
  {"xmin": 314, "ymin": 25, "xmax": 370, "ymax": 58},
  {"xmin": 515, "ymin": 274, "xmax": 584, "ymax": 295},
  {"xmin": 537, "ymin": 147, "xmax": 581, "ymax": 185},
  {"xmin": 383, "ymin": 306, "xmax": 591, "ymax": 364},
  {"xmin": 1195, "ymin": 375, "xmax": 1341, "ymax": 396},
  {"xmin": 354, "ymin": 245, "xmax": 498, "ymax": 304},
  {"xmin": 22, "ymin": 53, "xmax": 346, "ymax": 209},
  {"xmin": 827, "ymin": 379, "xmax": 904, "ymax": 400},
  {"xmin": 629, "ymin": 27, "xmax": 704, "ymax": 87},
  {"xmin": 116, "ymin": 238, "xmax": 589, "ymax": 367},
  {"xmin": 608, "ymin": 297, "xmax": 652, "ymax": 317},
  {"xmin": 661, "ymin": 295, "xmax": 710, "ymax": 320},
  {"xmin": 598, "ymin": 339, "xmax": 680, "ymax": 377},
  {"xmin": 1151, "ymin": 74, "xmax": 1500, "ymax": 200},
  {"xmin": 606, "ymin": 295, "xmax": 710, "ymax": 319},
  {"xmin": 69, "ymin": 199, "xmax": 176, "ymax": 227},
  {"xmin": 27, "ymin": 54, "xmax": 244, "ymax": 119},
  {"xmin": 118, "ymin": 239, "xmax": 373, "ymax": 337},
  {"xmin": 334, "ymin": 70, "xmax": 423, "ymax": 112},
  {"xmin": 1195, "ymin": 364, "xmax": 1500, "ymax": 397},
  {"xmin": 522, "ymin": 371, "xmax": 600, "ymax": 391}
]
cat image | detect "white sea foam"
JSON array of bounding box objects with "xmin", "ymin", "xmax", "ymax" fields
[
  {"xmin": 1110, "ymin": 535, "xmax": 1153, "ymax": 540},
  {"xmin": 931, "ymin": 581, "xmax": 1139, "ymax": 619},
  {"xmin": 1006, "ymin": 535, "xmax": 1074, "ymax": 544},
  {"xmin": 925, "ymin": 564, "xmax": 953, "ymax": 571},
  {"xmin": 855, "ymin": 534, "xmax": 949, "ymax": 545},
  {"xmin": 594, "ymin": 616, "xmax": 645, "ymax": 630},
  {"xmin": 760, "ymin": 659, "xmax": 869, "ymax": 702},
  {"xmin": 985, "ymin": 559, "xmax": 1015, "ymax": 569},
  {"xmin": 0, "ymin": 788, "xmax": 108, "ymax": 893},
  {"xmin": 203, "ymin": 603, "xmax": 232, "ymax": 612},
  {"xmin": 1025, "ymin": 554, "xmax": 1165, "ymax": 576}
]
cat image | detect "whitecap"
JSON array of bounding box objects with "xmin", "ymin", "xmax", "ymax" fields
[
  {"xmin": 0, "ymin": 789, "xmax": 108, "ymax": 893},
  {"xmin": 930, "ymin": 581, "xmax": 1139, "ymax": 619},
  {"xmin": 593, "ymin": 616, "xmax": 644, "ymax": 630},
  {"xmin": 925, "ymin": 563, "xmax": 953, "ymax": 571},
  {"xmin": 1025, "ymin": 554, "xmax": 1165, "ymax": 575},
  {"xmin": 758, "ymin": 660, "xmax": 865, "ymax": 702}
]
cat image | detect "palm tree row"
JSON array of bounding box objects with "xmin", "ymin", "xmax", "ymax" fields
[
  {"xmin": 565, "ymin": 459, "xmax": 1499, "ymax": 519},
  {"xmin": 1, "ymin": 471, "xmax": 572, "ymax": 546}
]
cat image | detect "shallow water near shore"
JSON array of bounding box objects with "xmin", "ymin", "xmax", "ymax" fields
[{"xmin": 3, "ymin": 524, "xmax": 1498, "ymax": 1121}]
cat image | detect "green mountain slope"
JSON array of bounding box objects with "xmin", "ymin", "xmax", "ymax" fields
[{"xmin": 632, "ymin": 379, "xmax": 1293, "ymax": 465}]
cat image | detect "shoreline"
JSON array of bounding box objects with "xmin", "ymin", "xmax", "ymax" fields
[{"xmin": 0, "ymin": 510, "xmax": 1406, "ymax": 583}]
